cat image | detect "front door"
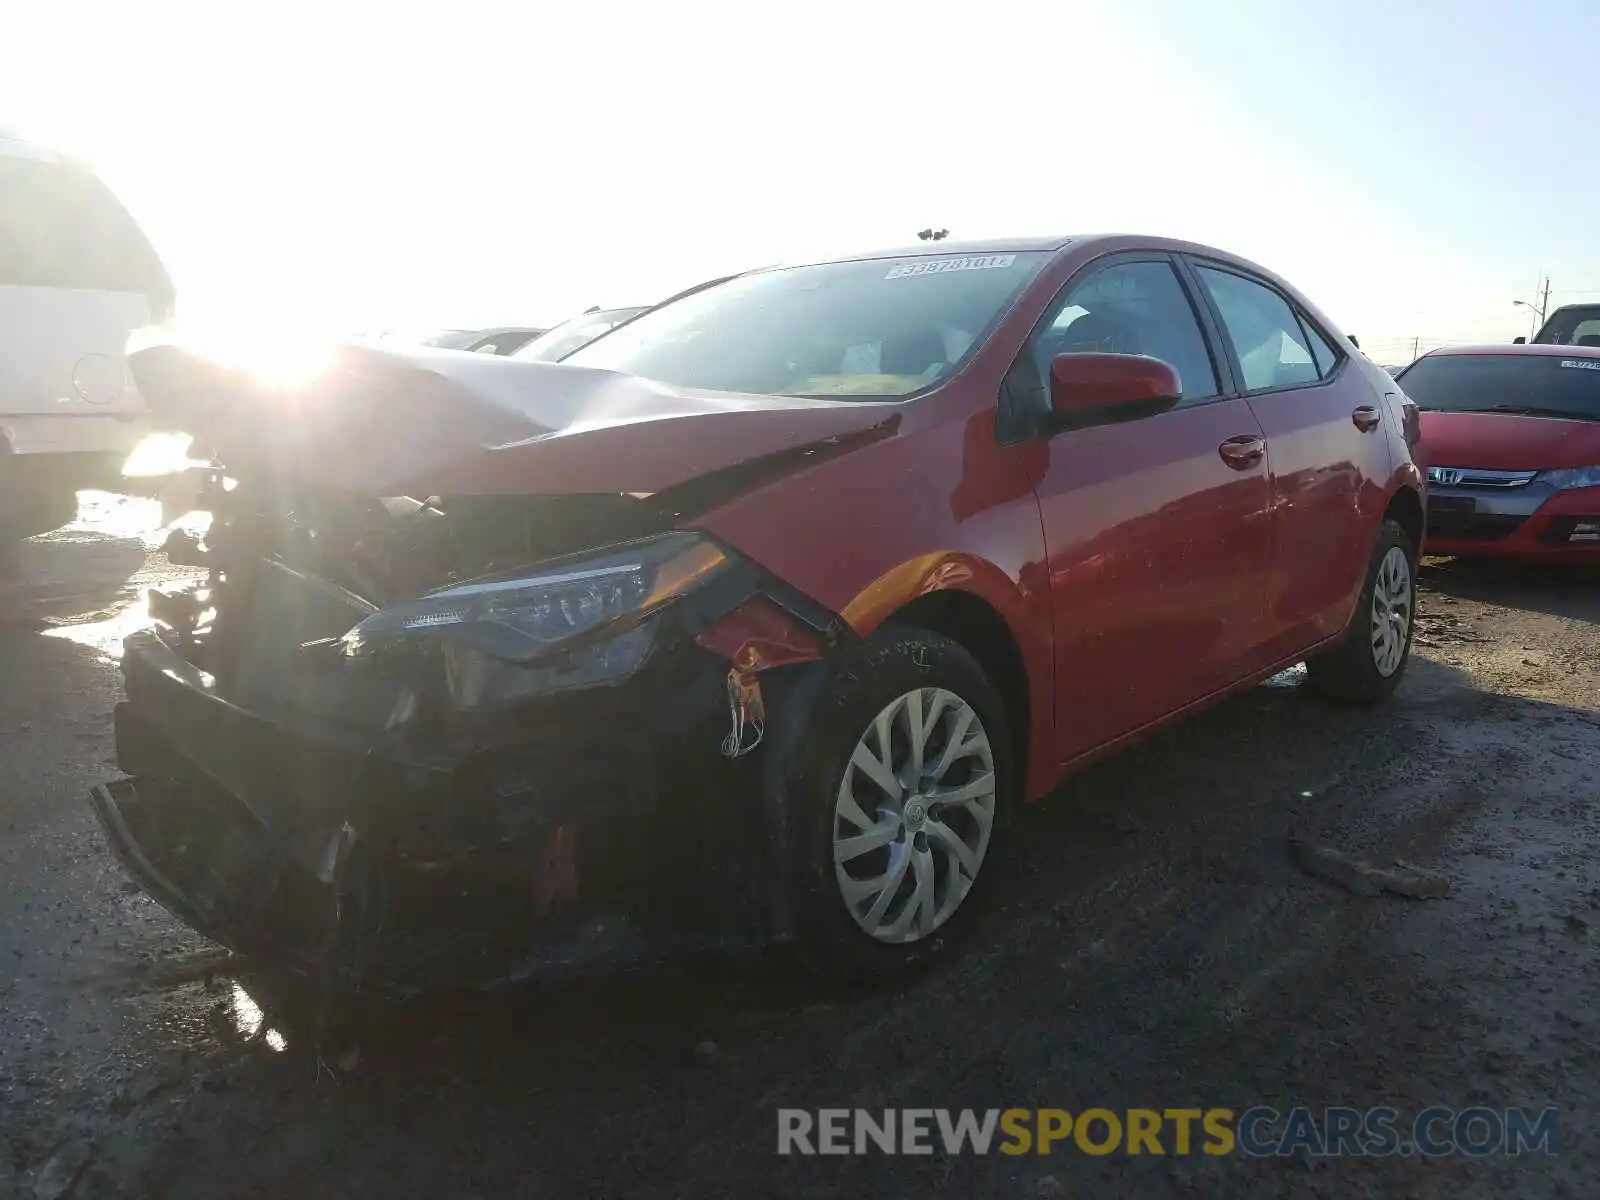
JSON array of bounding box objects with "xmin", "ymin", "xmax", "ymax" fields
[
  {"xmin": 1008, "ymin": 256, "xmax": 1276, "ymax": 761},
  {"xmin": 1187, "ymin": 261, "xmax": 1394, "ymax": 657}
]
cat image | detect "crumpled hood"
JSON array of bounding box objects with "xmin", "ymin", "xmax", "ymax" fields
[
  {"xmin": 1416, "ymin": 410, "xmax": 1600, "ymax": 471},
  {"xmin": 127, "ymin": 337, "xmax": 900, "ymax": 497}
]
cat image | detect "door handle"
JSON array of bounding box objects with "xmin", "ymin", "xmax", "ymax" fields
[
  {"xmin": 1218, "ymin": 434, "xmax": 1265, "ymax": 470},
  {"xmin": 1352, "ymin": 405, "xmax": 1382, "ymax": 432}
]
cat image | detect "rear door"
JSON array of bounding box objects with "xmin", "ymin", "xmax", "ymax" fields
[
  {"xmin": 0, "ymin": 147, "xmax": 171, "ymax": 424},
  {"xmin": 1008, "ymin": 255, "xmax": 1276, "ymax": 760},
  {"xmin": 1185, "ymin": 259, "xmax": 1393, "ymax": 659}
]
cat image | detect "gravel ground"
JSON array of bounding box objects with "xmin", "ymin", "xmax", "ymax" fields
[{"xmin": 1, "ymin": 494, "xmax": 1596, "ymax": 1199}]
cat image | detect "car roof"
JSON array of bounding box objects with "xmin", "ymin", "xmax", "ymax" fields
[
  {"xmin": 776, "ymin": 233, "xmax": 1294, "ymax": 278},
  {"xmin": 814, "ymin": 234, "xmax": 1077, "ymax": 265},
  {"xmin": 1420, "ymin": 343, "xmax": 1600, "ymax": 361}
]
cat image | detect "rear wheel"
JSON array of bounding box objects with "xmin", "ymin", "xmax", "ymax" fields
[
  {"xmin": 1305, "ymin": 518, "xmax": 1417, "ymax": 703},
  {"xmin": 793, "ymin": 626, "xmax": 1016, "ymax": 981}
]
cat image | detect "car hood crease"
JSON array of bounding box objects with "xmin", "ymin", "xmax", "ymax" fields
[{"xmin": 127, "ymin": 339, "xmax": 902, "ymax": 497}]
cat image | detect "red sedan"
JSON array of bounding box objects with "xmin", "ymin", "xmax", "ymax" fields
[
  {"xmin": 1401, "ymin": 344, "xmax": 1600, "ymax": 561},
  {"xmin": 93, "ymin": 234, "xmax": 1424, "ymax": 988}
]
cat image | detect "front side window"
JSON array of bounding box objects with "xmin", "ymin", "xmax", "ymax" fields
[
  {"xmin": 1534, "ymin": 306, "xmax": 1600, "ymax": 346},
  {"xmin": 1397, "ymin": 353, "xmax": 1600, "ymax": 421},
  {"xmin": 561, "ymin": 252, "xmax": 1049, "ymax": 398},
  {"xmin": 1008, "ymin": 258, "xmax": 1219, "ymax": 419},
  {"xmin": 1569, "ymin": 319, "xmax": 1600, "ymax": 348},
  {"xmin": 1196, "ymin": 266, "xmax": 1319, "ymax": 392}
]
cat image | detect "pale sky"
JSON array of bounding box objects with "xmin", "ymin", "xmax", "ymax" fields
[{"xmin": 5, "ymin": 0, "xmax": 1596, "ymax": 364}]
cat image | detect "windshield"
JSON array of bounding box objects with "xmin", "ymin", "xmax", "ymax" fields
[
  {"xmin": 1399, "ymin": 353, "xmax": 1600, "ymax": 420},
  {"xmin": 514, "ymin": 307, "xmax": 647, "ymax": 362},
  {"xmin": 1534, "ymin": 306, "xmax": 1600, "ymax": 347},
  {"xmin": 560, "ymin": 252, "xmax": 1050, "ymax": 398}
]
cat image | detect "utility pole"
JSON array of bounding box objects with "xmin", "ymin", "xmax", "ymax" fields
[{"xmin": 1514, "ymin": 274, "xmax": 1553, "ymax": 334}]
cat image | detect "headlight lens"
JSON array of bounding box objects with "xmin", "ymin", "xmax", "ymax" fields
[
  {"xmin": 341, "ymin": 532, "xmax": 729, "ymax": 709},
  {"xmin": 1540, "ymin": 465, "xmax": 1600, "ymax": 490}
]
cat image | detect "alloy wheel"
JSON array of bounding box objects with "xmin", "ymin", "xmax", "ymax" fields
[
  {"xmin": 831, "ymin": 687, "xmax": 997, "ymax": 944},
  {"xmin": 1370, "ymin": 545, "xmax": 1413, "ymax": 677}
]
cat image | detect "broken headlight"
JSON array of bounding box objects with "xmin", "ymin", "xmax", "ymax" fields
[{"xmin": 341, "ymin": 531, "xmax": 729, "ymax": 709}]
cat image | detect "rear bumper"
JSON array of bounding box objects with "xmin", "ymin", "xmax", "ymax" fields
[
  {"xmin": 1424, "ymin": 482, "xmax": 1600, "ymax": 561},
  {"xmin": 95, "ymin": 623, "xmax": 813, "ymax": 989}
]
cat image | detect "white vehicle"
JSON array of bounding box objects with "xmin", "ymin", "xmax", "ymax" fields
[{"xmin": 1, "ymin": 132, "xmax": 174, "ymax": 568}]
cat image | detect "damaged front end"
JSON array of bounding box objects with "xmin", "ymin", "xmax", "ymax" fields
[{"xmin": 93, "ymin": 399, "xmax": 856, "ymax": 991}]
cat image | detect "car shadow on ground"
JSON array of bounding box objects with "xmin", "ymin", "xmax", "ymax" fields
[{"xmin": 1421, "ymin": 555, "xmax": 1600, "ymax": 624}]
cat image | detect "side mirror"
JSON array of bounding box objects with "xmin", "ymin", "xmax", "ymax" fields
[
  {"xmin": 1349, "ymin": 334, "xmax": 1361, "ymax": 349},
  {"xmin": 1047, "ymin": 352, "xmax": 1181, "ymax": 429},
  {"xmin": 1513, "ymin": 336, "xmax": 1527, "ymax": 344}
]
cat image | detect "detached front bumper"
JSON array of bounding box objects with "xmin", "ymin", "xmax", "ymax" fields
[
  {"xmin": 1424, "ymin": 481, "xmax": 1600, "ymax": 562},
  {"xmin": 93, "ymin": 620, "xmax": 824, "ymax": 990}
]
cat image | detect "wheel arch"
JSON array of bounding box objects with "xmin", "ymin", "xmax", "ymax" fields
[
  {"xmin": 1384, "ymin": 483, "xmax": 1425, "ymax": 554},
  {"xmin": 870, "ymin": 584, "xmax": 1034, "ymax": 797}
]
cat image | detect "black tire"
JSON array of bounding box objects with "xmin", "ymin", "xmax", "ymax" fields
[
  {"xmin": 791, "ymin": 624, "xmax": 1017, "ymax": 983},
  {"xmin": 1305, "ymin": 518, "xmax": 1418, "ymax": 703}
]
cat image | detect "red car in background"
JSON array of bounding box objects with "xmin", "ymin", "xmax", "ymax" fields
[
  {"xmin": 1400, "ymin": 344, "xmax": 1600, "ymax": 561},
  {"xmin": 92, "ymin": 234, "xmax": 1424, "ymax": 989}
]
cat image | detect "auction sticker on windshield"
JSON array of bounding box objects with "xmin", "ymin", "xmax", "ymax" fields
[
  {"xmin": 1559, "ymin": 359, "xmax": 1600, "ymax": 370},
  {"xmin": 886, "ymin": 254, "xmax": 1017, "ymax": 279}
]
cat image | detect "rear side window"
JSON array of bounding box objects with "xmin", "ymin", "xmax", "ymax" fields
[
  {"xmin": 1300, "ymin": 318, "xmax": 1341, "ymax": 376},
  {"xmin": 0, "ymin": 154, "xmax": 173, "ymax": 308},
  {"xmin": 1195, "ymin": 266, "xmax": 1320, "ymax": 392}
]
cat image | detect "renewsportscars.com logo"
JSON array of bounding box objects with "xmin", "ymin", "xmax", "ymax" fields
[{"xmin": 777, "ymin": 1106, "xmax": 1561, "ymax": 1158}]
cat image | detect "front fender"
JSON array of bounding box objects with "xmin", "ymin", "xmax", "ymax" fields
[{"xmin": 694, "ymin": 413, "xmax": 1055, "ymax": 796}]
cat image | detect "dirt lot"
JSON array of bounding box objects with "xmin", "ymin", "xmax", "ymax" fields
[{"xmin": 2, "ymin": 494, "xmax": 1597, "ymax": 1198}]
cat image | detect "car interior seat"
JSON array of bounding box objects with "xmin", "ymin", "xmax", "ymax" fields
[{"xmin": 879, "ymin": 330, "xmax": 950, "ymax": 376}]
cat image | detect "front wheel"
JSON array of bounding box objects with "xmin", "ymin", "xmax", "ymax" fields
[
  {"xmin": 1305, "ymin": 518, "xmax": 1418, "ymax": 703},
  {"xmin": 792, "ymin": 626, "xmax": 1017, "ymax": 982}
]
